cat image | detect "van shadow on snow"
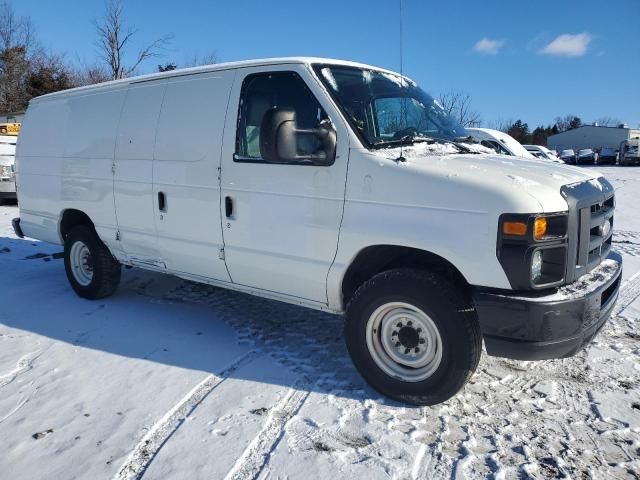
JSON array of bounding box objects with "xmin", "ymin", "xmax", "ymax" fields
[{"xmin": 0, "ymin": 235, "xmax": 381, "ymax": 404}]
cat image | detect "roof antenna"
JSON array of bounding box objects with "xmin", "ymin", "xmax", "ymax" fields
[{"xmin": 397, "ymin": 0, "xmax": 406, "ymax": 163}]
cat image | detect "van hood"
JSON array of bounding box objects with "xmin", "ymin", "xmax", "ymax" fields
[{"xmin": 370, "ymin": 143, "xmax": 603, "ymax": 212}]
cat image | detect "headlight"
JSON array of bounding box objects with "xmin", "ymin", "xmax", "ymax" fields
[
  {"xmin": 501, "ymin": 213, "xmax": 566, "ymax": 241},
  {"xmin": 531, "ymin": 250, "xmax": 543, "ymax": 282},
  {"xmin": 498, "ymin": 212, "xmax": 569, "ymax": 290}
]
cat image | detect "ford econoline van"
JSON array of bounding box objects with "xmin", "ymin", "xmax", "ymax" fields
[{"xmin": 13, "ymin": 58, "xmax": 621, "ymax": 405}]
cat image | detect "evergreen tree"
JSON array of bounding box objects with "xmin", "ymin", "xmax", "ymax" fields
[{"xmin": 506, "ymin": 120, "xmax": 531, "ymax": 144}]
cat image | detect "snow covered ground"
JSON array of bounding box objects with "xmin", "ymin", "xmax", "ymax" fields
[{"xmin": 1, "ymin": 165, "xmax": 640, "ymax": 480}]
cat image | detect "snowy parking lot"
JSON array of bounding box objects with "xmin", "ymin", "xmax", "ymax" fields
[{"xmin": 1, "ymin": 165, "xmax": 640, "ymax": 480}]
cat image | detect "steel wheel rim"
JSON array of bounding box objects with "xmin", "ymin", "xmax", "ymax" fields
[
  {"xmin": 366, "ymin": 302, "xmax": 443, "ymax": 382},
  {"xmin": 70, "ymin": 240, "xmax": 93, "ymax": 286}
]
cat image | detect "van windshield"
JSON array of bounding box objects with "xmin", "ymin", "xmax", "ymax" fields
[{"xmin": 314, "ymin": 65, "xmax": 468, "ymax": 148}]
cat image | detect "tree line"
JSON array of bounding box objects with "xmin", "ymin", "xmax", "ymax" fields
[
  {"xmin": 493, "ymin": 115, "xmax": 622, "ymax": 146},
  {"xmin": 438, "ymin": 92, "xmax": 622, "ymax": 146},
  {"xmin": 0, "ymin": 0, "xmax": 215, "ymax": 114}
]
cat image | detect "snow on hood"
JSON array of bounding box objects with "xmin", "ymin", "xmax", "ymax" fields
[
  {"xmin": 370, "ymin": 143, "xmax": 604, "ymax": 212},
  {"xmin": 371, "ymin": 141, "xmax": 493, "ymax": 159}
]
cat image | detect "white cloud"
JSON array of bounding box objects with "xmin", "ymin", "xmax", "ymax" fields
[
  {"xmin": 472, "ymin": 38, "xmax": 505, "ymax": 55},
  {"xmin": 538, "ymin": 32, "xmax": 592, "ymax": 57}
]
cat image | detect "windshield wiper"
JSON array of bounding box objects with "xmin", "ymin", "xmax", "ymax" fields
[
  {"xmin": 372, "ymin": 135, "xmax": 435, "ymax": 149},
  {"xmin": 421, "ymin": 137, "xmax": 481, "ymax": 154},
  {"xmin": 372, "ymin": 134, "xmax": 481, "ymax": 155}
]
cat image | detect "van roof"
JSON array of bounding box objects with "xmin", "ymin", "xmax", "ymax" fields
[{"xmin": 31, "ymin": 57, "xmax": 400, "ymax": 103}]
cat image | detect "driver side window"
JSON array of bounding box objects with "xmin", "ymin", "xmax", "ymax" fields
[{"xmin": 235, "ymin": 71, "xmax": 327, "ymax": 162}]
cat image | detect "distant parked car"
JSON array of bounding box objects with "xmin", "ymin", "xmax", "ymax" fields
[
  {"xmin": 466, "ymin": 128, "xmax": 536, "ymax": 159},
  {"xmin": 620, "ymin": 139, "xmax": 640, "ymax": 165},
  {"xmin": 560, "ymin": 149, "xmax": 577, "ymax": 164},
  {"xmin": 577, "ymin": 149, "xmax": 596, "ymax": 165},
  {"xmin": 597, "ymin": 147, "xmax": 617, "ymax": 165},
  {"xmin": 0, "ymin": 134, "xmax": 17, "ymax": 201},
  {"xmin": 524, "ymin": 145, "xmax": 563, "ymax": 163}
]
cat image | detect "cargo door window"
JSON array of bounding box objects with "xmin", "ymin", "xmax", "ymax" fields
[{"xmin": 235, "ymin": 71, "xmax": 328, "ymax": 162}]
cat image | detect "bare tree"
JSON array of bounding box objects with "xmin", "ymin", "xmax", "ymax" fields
[
  {"xmin": 0, "ymin": 1, "xmax": 32, "ymax": 52},
  {"xmin": 95, "ymin": 0, "xmax": 172, "ymax": 80},
  {"xmin": 437, "ymin": 90, "xmax": 481, "ymax": 127},
  {"xmin": 26, "ymin": 51, "xmax": 75, "ymax": 98},
  {"xmin": 593, "ymin": 116, "xmax": 622, "ymax": 127},
  {"xmin": 183, "ymin": 51, "xmax": 218, "ymax": 68},
  {"xmin": 0, "ymin": 1, "xmax": 34, "ymax": 111},
  {"xmin": 554, "ymin": 114, "xmax": 583, "ymax": 132},
  {"xmin": 72, "ymin": 62, "xmax": 111, "ymax": 86},
  {"xmin": 485, "ymin": 118, "xmax": 514, "ymax": 133}
]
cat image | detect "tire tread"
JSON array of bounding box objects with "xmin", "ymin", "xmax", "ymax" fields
[{"xmin": 345, "ymin": 268, "xmax": 482, "ymax": 405}]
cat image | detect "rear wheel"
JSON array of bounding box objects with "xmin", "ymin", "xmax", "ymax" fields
[
  {"xmin": 345, "ymin": 269, "xmax": 482, "ymax": 406},
  {"xmin": 64, "ymin": 226, "xmax": 121, "ymax": 299}
]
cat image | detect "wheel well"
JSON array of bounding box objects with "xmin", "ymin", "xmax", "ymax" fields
[
  {"xmin": 59, "ymin": 209, "xmax": 94, "ymax": 240},
  {"xmin": 341, "ymin": 245, "xmax": 470, "ymax": 306}
]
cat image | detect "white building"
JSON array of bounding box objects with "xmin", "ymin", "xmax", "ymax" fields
[{"xmin": 548, "ymin": 124, "xmax": 640, "ymax": 152}]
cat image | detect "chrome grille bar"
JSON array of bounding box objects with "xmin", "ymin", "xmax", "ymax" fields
[{"xmin": 561, "ymin": 177, "xmax": 615, "ymax": 284}]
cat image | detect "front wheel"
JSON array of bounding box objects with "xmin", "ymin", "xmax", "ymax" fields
[
  {"xmin": 345, "ymin": 269, "xmax": 482, "ymax": 406},
  {"xmin": 64, "ymin": 226, "xmax": 121, "ymax": 299}
]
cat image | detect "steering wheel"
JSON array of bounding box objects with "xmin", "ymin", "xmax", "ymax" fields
[{"xmin": 393, "ymin": 126, "xmax": 417, "ymax": 139}]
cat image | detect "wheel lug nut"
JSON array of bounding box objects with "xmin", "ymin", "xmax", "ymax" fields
[
  {"xmin": 396, "ymin": 322, "xmax": 402, "ymax": 328},
  {"xmin": 407, "ymin": 321, "xmax": 412, "ymax": 326},
  {"xmin": 415, "ymin": 347, "xmax": 420, "ymax": 353},
  {"xmin": 404, "ymin": 348, "xmax": 410, "ymax": 354},
  {"xmin": 419, "ymin": 338, "xmax": 425, "ymax": 344},
  {"xmin": 392, "ymin": 331, "xmax": 398, "ymax": 336}
]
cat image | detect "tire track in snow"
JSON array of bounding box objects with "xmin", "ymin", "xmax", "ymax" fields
[
  {"xmin": 612, "ymin": 271, "xmax": 640, "ymax": 317},
  {"xmin": 224, "ymin": 387, "xmax": 309, "ymax": 480},
  {"xmin": 114, "ymin": 350, "xmax": 261, "ymax": 480},
  {"xmin": 410, "ymin": 409, "xmax": 446, "ymax": 480},
  {"xmin": 0, "ymin": 350, "xmax": 43, "ymax": 388}
]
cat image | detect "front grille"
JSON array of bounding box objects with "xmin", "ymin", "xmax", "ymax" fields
[
  {"xmin": 576, "ymin": 195, "xmax": 614, "ymax": 273},
  {"xmin": 561, "ymin": 178, "xmax": 615, "ymax": 283}
]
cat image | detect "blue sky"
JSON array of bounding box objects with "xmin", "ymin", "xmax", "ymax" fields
[{"xmin": 13, "ymin": 0, "xmax": 640, "ymax": 128}]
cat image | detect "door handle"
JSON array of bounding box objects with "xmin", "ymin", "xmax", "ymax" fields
[
  {"xmin": 158, "ymin": 191, "xmax": 166, "ymax": 212},
  {"xmin": 225, "ymin": 196, "xmax": 233, "ymax": 218}
]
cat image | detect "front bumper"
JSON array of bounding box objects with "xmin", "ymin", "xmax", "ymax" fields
[
  {"xmin": 577, "ymin": 156, "xmax": 595, "ymax": 164},
  {"xmin": 473, "ymin": 253, "xmax": 622, "ymax": 360},
  {"xmin": 597, "ymin": 156, "xmax": 617, "ymax": 164}
]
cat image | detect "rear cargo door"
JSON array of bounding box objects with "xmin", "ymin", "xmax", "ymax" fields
[{"xmin": 114, "ymin": 79, "xmax": 166, "ymax": 265}]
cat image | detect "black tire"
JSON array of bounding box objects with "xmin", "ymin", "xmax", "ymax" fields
[
  {"xmin": 64, "ymin": 226, "xmax": 121, "ymax": 299},
  {"xmin": 345, "ymin": 269, "xmax": 482, "ymax": 406}
]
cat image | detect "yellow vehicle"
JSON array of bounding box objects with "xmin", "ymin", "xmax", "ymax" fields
[{"xmin": 0, "ymin": 122, "xmax": 20, "ymax": 136}]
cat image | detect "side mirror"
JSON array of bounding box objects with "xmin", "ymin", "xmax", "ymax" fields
[{"xmin": 259, "ymin": 107, "xmax": 336, "ymax": 166}]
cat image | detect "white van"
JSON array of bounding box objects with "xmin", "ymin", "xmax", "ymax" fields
[
  {"xmin": 466, "ymin": 127, "xmax": 535, "ymax": 159},
  {"xmin": 620, "ymin": 138, "xmax": 640, "ymax": 165},
  {"xmin": 0, "ymin": 134, "xmax": 17, "ymax": 200},
  {"xmin": 14, "ymin": 58, "xmax": 621, "ymax": 405}
]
